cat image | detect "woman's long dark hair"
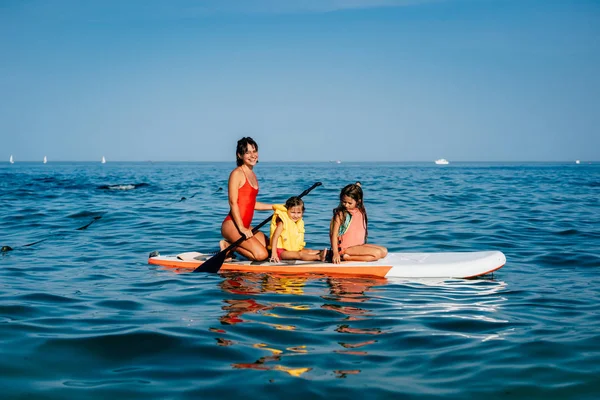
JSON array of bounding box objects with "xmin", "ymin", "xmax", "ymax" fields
[
  {"xmin": 236, "ymin": 137, "xmax": 259, "ymax": 166},
  {"xmin": 332, "ymin": 182, "xmax": 368, "ymax": 242}
]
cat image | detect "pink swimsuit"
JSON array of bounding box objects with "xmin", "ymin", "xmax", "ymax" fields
[{"xmin": 338, "ymin": 208, "xmax": 366, "ymax": 253}]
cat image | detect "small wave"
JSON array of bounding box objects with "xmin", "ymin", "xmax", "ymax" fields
[{"xmin": 98, "ymin": 183, "xmax": 150, "ymax": 190}]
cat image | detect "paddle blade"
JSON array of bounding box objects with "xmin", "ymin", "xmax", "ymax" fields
[{"xmin": 193, "ymin": 251, "xmax": 227, "ymax": 273}]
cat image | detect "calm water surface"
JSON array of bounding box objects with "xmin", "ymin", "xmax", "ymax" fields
[{"xmin": 1, "ymin": 161, "xmax": 599, "ymax": 399}]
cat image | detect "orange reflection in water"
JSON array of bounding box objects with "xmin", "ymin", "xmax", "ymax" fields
[
  {"xmin": 339, "ymin": 340, "xmax": 377, "ymax": 349},
  {"xmin": 321, "ymin": 304, "xmax": 372, "ymax": 317},
  {"xmin": 334, "ymin": 370, "xmax": 361, "ymax": 378},
  {"xmin": 220, "ymin": 298, "xmax": 272, "ymax": 325},
  {"xmin": 336, "ymin": 324, "xmax": 384, "ymax": 335},
  {"xmin": 214, "ymin": 273, "xmax": 386, "ymax": 379},
  {"xmin": 334, "ymin": 340, "xmax": 378, "ymax": 356},
  {"xmin": 324, "ymin": 276, "xmax": 385, "ymax": 303},
  {"xmin": 232, "ymin": 343, "xmax": 312, "ymax": 377}
]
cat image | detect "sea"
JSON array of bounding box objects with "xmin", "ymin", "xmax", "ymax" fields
[{"xmin": 1, "ymin": 161, "xmax": 599, "ymax": 399}]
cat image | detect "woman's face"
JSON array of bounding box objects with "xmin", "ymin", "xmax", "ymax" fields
[{"xmin": 239, "ymin": 144, "xmax": 258, "ymax": 167}]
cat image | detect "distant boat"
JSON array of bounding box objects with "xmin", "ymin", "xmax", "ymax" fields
[
  {"xmin": 336, "ymin": 160, "xmax": 342, "ymax": 164},
  {"xmin": 43, "ymin": 156, "xmax": 47, "ymax": 164},
  {"xmin": 9, "ymin": 155, "xmax": 14, "ymax": 164},
  {"xmin": 101, "ymin": 156, "xmax": 106, "ymax": 164},
  {"xmin": 575, "ymin": 160, "xmax": 580, "ymax": 164},
  {"xmin": 435, "ymin": 158, "xmax": 449, "ymax": 165}
]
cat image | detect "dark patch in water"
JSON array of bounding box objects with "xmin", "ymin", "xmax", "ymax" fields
[
  {"xmin": 76, "ymin": 216, "xmax": 102, "ymax": 230},
  {"xmin": 1, "ymin": 216, "xmax": 102, "ymax": 250},
  {"xmin": 557, "ymin": 229, "xmax": 578, "ymax": 236}
]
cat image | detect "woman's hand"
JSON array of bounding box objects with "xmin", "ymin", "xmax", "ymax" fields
[
  {"xmin": 240, "ymin": 227, "xmax": 253, "ymax": 240},
  {"xmin": 270, "ymin": 252, "xmax": 280, "ymax": 263}
]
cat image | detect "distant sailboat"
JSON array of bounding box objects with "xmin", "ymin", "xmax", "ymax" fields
[
  {"xmin": 101, "ymin": 156, "xmax": 106, "ymax": 164},
  {"xmin": 435, "ymin": 158, "xmax": 449, "ymax": 165},
  {"xmin": 43, "ymin": 156, "xmax": 47, "ymax": 164},
  {"xmin": 575, "ymin": 160, "xmax": 581, "ymax": 164},
  {"xmin": 9, "ymin": 155, "xmax": 14, "ymax": 164}
]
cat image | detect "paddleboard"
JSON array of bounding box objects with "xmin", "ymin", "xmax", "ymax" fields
[{"xmin": 148, "ymin": 250, "xmax": 506, "ymax": 278}]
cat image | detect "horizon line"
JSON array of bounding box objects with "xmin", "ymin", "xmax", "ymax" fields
[{"xmin": 2, "ymin": 160, "xmax": 596, "ymax": 164}]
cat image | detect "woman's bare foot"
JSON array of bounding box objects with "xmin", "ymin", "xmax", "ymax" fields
[
  {"xmin": 219, "ymin": 240, "xmax": 229, "ymax": 252},
  {"xmin": 219, "ymin": 240, "xmax": 234, "ymax": 261}
]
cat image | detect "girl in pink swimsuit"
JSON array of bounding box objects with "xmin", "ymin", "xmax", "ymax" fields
[{"xmin": 327, "ymin": 182, "xmax": 388, "ymax": 264}]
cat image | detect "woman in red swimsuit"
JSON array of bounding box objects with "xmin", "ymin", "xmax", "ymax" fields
[{"xmin": 221, "ymin": 137, "xmax": 273, "ymax": 261}]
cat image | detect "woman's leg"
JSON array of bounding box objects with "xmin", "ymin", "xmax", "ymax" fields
[{"xmin": 221, "ymin": 220, "xmax": 269, "ymax": 261}]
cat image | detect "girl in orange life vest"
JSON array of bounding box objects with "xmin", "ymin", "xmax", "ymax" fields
[
  {"xmin": 269, "ymin": 196, "xmax": 327, "ymax": 263},
  {"xmin": 328, "ymin": 182, "xmax": 388, "ymax": 264},
  {"xmin": 220, "ymin": 137, "xmax": 273, "ymax": 261}
]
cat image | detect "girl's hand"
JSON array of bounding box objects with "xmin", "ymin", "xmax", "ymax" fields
[
  {"xmin": 270, "ymin": 252, "xmax": 280, "ymax": 263},
  {"xmin": 332, "ymin": 253, "xmax": 341, "ymax": 264},
  {"xmin": 240, "ymin": 227, "xmax": 253, "ymax": 240}
]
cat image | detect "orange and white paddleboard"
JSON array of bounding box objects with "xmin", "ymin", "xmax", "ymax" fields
[{"xmin": 148, "ymin": 250, "xmax": 506, "ymax": 279}]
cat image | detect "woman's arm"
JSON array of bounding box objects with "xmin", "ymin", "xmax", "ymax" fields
[
  {"xmin": 330, "ymin": 213, "xmax": 343, "ymax": 264},
  {"xmin": 228, "ymin": 168, "xmax": 253, "ymax": 239},
  {"xmin": 270, "ymin": 220, "xmax": 284, "ymax": 262},
  {"xmin": 255, "ymin": 201, "xmax": 274, "ymax": 211}
]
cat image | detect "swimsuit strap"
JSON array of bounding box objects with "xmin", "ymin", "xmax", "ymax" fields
[{"xmin": 240, "ymin": 165, "xmax": 258, "ymax": 190}]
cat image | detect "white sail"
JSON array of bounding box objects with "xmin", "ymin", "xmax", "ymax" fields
[
  {"xmin": 9, "ymin": 155, "xmax": 14, "ymax": 164},
  {"xmin": 101, "ymin": 156, "xmax": 106, "ymax": 164},
  {"xmin": 43, "ymin": 156, "xmax": 47, "ymax": 164}
]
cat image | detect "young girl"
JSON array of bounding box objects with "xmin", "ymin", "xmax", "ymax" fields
[
  {"xmin": 328, "ymin": 182, "xmax": 388, "ymax": 264},
  {"xmin": 269, "ymin": 196, "xmax": 327, "ymax": 263}
]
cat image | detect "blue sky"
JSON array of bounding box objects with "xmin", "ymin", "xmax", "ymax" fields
[{"xmin": 1, "ymin": 0, "xmax": 599, "ymax": 162}]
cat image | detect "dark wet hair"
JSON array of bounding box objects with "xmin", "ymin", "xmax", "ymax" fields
[
  {"xmin": 332, "ymin": 182, "xmax": 368, "ymax": 241},
  {"xmin": 236, "ymin": 137, "xmax": 259, "ymax": 166},
  {"xmin": 285, "ymin": 196, "xmax": 305, "ymax": 212}
]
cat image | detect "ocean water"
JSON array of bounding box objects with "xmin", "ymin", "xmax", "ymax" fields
[{"xmin": 1, "ymin": 161, "xmax": 599, "ymax": 399}]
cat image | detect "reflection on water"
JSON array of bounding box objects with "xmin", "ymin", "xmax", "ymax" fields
[
  {"xmin": 232, "ymin": 343, "xmax": 312, "ymax": 377},
  {"xmin": 212, "ymin": 273, "xmax": 509, "ymax": 378},
  {"xmin": 213, "ymin": 273, "xmax": 507, "ymax": 378},
  {"xmin": 323, "ymin": 276, "xmax": 385, "ymax": 303},
  {"xmin": 220, "ymin": 298, "xmax": 271, "ymax": 325},
  {"xmin": 216, "ymin": 273, "xmax": 388, "ymax": 377}
]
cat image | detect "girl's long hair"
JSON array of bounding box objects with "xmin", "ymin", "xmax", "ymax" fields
[
  {"xmin": 236, "ymin": 137, "xmax": 258, "ymax": 166},
  {"xmin": 331, "ymin": 182, "xmax": 368, "ymax": 242}
]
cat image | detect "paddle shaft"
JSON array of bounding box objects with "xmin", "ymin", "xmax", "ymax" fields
[{"xmin": 193, "ymin": 182, "xmax": 322, "ymax": 273}]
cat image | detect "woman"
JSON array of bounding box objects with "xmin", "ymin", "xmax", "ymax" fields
[{"xmin": 220, "ymin": 137, "xmax": 272, "ymax": 261}]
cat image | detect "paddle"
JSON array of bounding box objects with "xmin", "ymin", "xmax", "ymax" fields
[{"xmin": 194, "ymin": 182, "xmax": 322, "ymax": 273}]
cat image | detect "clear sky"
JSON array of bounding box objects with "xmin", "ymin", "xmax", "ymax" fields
[{"xmin": 1, "ymin": 0, "xmax": 599, "ymax": 162}]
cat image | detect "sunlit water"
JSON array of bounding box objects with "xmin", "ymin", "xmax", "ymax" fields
[{"xmin": 1, "ymin": 161, "xmax": 599, "ymax": 399}]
